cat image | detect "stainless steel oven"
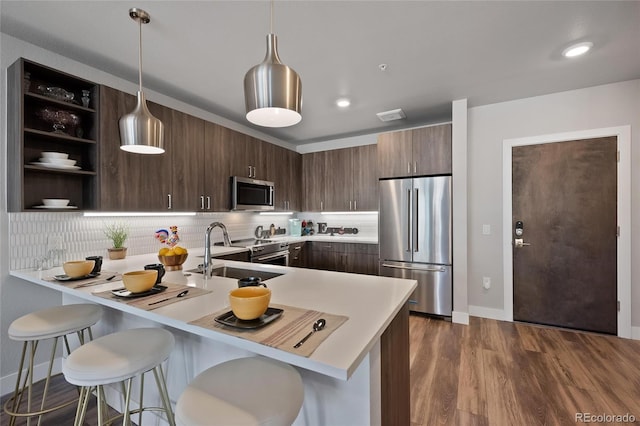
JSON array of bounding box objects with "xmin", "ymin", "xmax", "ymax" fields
[{"xmin": 251, "ymin": 249, "xmax": 289, "ymax": 266}]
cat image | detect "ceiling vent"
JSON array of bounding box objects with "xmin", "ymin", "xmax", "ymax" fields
[{"xmin": 376, "ymin": 108, "xmax": 406, "ymax": 122}]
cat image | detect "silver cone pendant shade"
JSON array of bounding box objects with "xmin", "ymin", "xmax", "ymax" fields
[
  {"xmin": 119, "ymin": 7, "xmax": 164, "ymax": 154},
  {"xmin": 119, "ymin": 91, "xmax": 164, "ymax": 154},
  {"xmin": 244, "ymin": 33, "xmax": 302, "ymax": 127}
]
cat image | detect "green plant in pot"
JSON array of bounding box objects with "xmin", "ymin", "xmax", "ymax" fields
[{"xmin": 104, "ymin": 222, "xmax": 129, "ymax": 260}]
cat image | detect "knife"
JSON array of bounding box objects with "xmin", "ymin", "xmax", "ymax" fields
[{"xmin": 74, "ymin": 275, "xmax": 116, "ymax": 288}]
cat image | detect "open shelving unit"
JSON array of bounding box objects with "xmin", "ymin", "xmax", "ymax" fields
[{"xmin": 7, "ymin": 58, "xmax": 100, "ymax": 211}]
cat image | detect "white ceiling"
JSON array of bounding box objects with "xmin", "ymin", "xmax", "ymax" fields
[{"xmin": 2, "ymin": 1, "xmax": 639, "ymax": 145}]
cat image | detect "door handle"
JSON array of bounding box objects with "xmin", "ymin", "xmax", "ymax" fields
[
  {"xmin": 167, "ymin": 194, "xmax": 172, "ymax": 210},
  {"xmin": 206, "ymin": 196, "xmax": 211, "ymax": 210},
  {"xmin": 514, "ymin": 238, "xmax": 531, "ymax": 248},
  {"xmin": 200, "ymin": 195, "xmax": 205, "ymax": 210}
]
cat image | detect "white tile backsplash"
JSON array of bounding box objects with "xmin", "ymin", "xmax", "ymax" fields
[{"xmin": 8, "ymin": 211, "xmax": 379, "ymax": 270}]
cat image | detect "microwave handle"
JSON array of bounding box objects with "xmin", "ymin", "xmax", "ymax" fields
[{"xmin": 270, "ymin": 186, "xmax": 274, "ymax": 205}]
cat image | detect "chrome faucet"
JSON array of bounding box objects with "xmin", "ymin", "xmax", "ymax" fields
[{"xmin": 203, "ymin": 222, "xmax": 232, "ymax": 276}]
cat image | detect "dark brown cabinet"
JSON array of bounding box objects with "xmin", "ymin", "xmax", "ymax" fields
[
  {"xmin": 288, "ymin": 241, "xmax": 306, "ymax": 268},
  {"xmin": 302, "ymin": 144, "xmax": 378, "ymax": 212},
  {"xmin": 8, "ymin": 58, "xmax": 100, "ymax": 211},
  {"xmin": 377, "ymin": 123, "xmax": 452, "ymax": 178},
  {"xmin": 203, "ymin": 122, "xmax": 232, "ymax": 211},
  {"xmin": 99, "ymin": 86, "xmax": 171, "ymax": 211},
  {"xmin": 170, "ymin": 111, "xmax": 205, "ymax": 211},
  {"xmin": 265, "ymin": 145, "xmax": 301, "ymax": 211},
  {"xmin": 305, "ymin": 242, "xmax": 378, "ymax": 275}
]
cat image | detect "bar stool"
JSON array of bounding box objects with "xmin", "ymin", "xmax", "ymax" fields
[
  {"xmin": 62, "ymin": 327, "xmax": 175, "ymax": 426},
  {"xmin": 4, "ymin": 303, "xmax": 102, "ymax": 426},
  {"xmin": 175, "ymin": 356, "xmax": 304, "ymax": 426}
]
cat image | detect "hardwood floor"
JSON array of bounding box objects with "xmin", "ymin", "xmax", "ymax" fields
[
  {"xmin": 410, "ymin": 315, "xmax": 640, "ymax": 426},
  {"xmin": 3, "ymin": 316, "xmax": 638, "ymax": 425},
  {"xmin": 0, "ymin": 375, "xmax": 118, "ymax": 426}
]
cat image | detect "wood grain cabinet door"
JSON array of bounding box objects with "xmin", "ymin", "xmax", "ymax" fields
[
  {"xmin": 302, "ymin": 152, "xmax": 325, "ymax": 211},
  {"xmin": 204, "ymin": 122, "xmax": 232, "ymax": 211},
  {"xmin": 352, "ymin": 144, "xmax": 378, "ymax": 211},
  {"xmin": 323, "ymin": 148, "xmax": 352, "ymax": 211},
  {"xmin": 412, "ymin": 124, "xmax": 452, "ymax": 176},
  {"xmin": 99, "ymin": 86, "xmax": 170, "ymax": 211},
  {"xmin": 377, "ymin": 129, "xmax": 412, "ymax": 178},
  {"xmin": 170, "ymin": 111, "xmax": 204, "ymax": 211}
]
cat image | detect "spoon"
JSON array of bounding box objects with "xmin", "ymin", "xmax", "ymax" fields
[
  {"xmin": 294, "ymin": 318, "xmax": 326, "ymax": 348},
  {"xmin": 148, "ymin": 290, "xmax": 189, "ymax": 305}
]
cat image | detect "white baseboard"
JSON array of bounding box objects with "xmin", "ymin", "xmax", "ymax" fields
[
  {"xmin": 468, "ymin": 305, "xmax": 509, "ymax": 321},
  {"xmin": 452, "ymin": 311, "xmax": 469, "ymax": 325},
  {"xmin": 632, "ymin": 326, "xmax": 640, "ymax": 340},
  {"xmin": 1, "ymin": 357, "xmax": 62, "ymax": 398}
]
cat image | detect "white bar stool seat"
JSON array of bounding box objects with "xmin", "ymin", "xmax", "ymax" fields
[
  {"xmin": 176, "ymin": 357, "xmax": 304, "ymax": 426},
  {"xmin": 4, "ymin": 303, "xmax": 102, "ymax": 426},
  {"xmin": 62, "ymin": 327, "xmax": 175, "ymax": 426}
]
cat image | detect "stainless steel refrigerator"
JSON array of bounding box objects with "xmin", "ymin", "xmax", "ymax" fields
[{"xmin": 379, "ymin": 176, "xmax": 452, "ymax": 316}]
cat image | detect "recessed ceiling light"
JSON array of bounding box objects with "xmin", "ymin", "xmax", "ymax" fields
[
  {"xmin": 562, "ymin": 42, "xmax": 593, "ymax": 58},
  {"xmin": 336, "ymin": 98, "xmax": 351, "ymax": 108}
]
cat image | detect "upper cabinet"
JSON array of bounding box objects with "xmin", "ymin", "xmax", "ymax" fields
[
  {"xmin": 302, "ymin": 144, "xmax": 378, "ymax": 212},
  {"xmin": 7, "ymin": 58, "xmax": 100, "ymax": 211},
  {"xmin": 99, "ymin": 86, "xmax": 172, "ymax": 211},
  {"xmin": 377, "ymin": 123, "xmax": 452, "ymax": 178}
]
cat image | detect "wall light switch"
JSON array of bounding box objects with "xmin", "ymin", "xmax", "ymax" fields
[
  {"xmin": 482, "ymin": 224, "xmax": 491, "ymax": 235},
  {"xmin": 482, "ymin": 277, "xmax": 491, "ymax": 289}
]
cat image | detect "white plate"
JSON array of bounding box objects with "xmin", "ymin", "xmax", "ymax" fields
[
  {"xmin": 30, "ymin": 162, "xmax": 81, "ymax": 170},
  {"xmin": 34, "ymin": 205, "xmax": 78, "ymax": 209}
]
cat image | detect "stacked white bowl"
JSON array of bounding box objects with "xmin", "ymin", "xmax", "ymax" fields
[{"xmin": 39, "ymin": 152, "xmax": 76, "ymax": 167}]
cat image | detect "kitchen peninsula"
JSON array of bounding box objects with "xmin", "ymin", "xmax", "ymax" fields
[{"xmin": 10, "ymin": 248, "xmax": 416, "ymax": 426}]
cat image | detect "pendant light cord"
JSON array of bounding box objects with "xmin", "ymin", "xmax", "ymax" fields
[
  {"xmin": 138, "ymin": 16, "xmax": 143, "ymax": 92},
  {"xmin": 270, "ymin": 0, "xmax": 274, "ymax": 34}
]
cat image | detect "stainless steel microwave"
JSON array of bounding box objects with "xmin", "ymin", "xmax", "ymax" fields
[{"xmin": 230, "ymin": 176, "xmax": 275, "ymax": 211}]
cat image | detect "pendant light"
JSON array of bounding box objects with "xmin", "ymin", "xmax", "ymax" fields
[
  {"xmin": 244, "ymin": 0, "xmax": 302, "ymax": 127},
  {"xmin": 119, "ymin": 8, "xmax": 164, "ymax": 154}
]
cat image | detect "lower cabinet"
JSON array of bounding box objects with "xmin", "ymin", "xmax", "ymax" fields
[
  {"xmin": 288, "ymin": 241, "xmax": 306, "ymax": 268},
  {"xmin": 305, "ymin": 242, "xmax": 378, "ymax": 275}
]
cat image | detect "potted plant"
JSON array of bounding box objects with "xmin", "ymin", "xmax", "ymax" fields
[{"xmin": 104, "ymin": 222, "xmax": 129, "ymax": 260}]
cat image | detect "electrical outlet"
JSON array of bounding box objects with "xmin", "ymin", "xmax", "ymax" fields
[
  {"xmin": 482, "ymin": 224, "xmax": 491, "ymax": 235},
  {"xmin": 482, "ymin": 276, "xmax": 491, "ymax": 289}
]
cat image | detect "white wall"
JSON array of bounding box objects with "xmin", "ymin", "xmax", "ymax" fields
[{"xmin": 466, "ymin": 79, "xmax": 640, "ymax": 329}]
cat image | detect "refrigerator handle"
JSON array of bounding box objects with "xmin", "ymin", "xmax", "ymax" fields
[
  {"xmin": 414, "ymin": 188, "xmax": 419, "ymax": 252},
  {"xmin": 407, "ymin": 189, "xmax": 411, "ymax": 252},
  {"xmin": 381, "ymin": 263, "xmax": 446, "ymax": 272},
  {"xmin": 406, "ymin": 189, "xmax": 411, "ymax": 252}
]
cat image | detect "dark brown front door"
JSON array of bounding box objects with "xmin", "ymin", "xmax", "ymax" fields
[{"xmin": 512, "ymin": 137, "xmax": 618, "ymax": 334}]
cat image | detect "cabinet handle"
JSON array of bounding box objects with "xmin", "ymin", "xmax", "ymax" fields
[
  {"xmin": 200, "ymin": 196, "xmax": 205, "ymax": 210},
  {"xmin": 354, "ymin": 200, "xmax": 357, "ymax": 211},
  {"xmin": 349, "ymin": 200, "xmax": 352, "ymax": 211},
  {"xmin": 167, "ymin": 194, "xmax": 172, "ymax": 210},
  {"xmin": 248, "ymin": 165, "xmax": 252, "ymax": 178},
  {"xmin": 206, "ymin": 196, "xmax": 211, "ymax": 210},
  {"xmin": 253, "ymin": 166, "xmax": 257, "ymax": 177},
  {"xmin": 321, "ymin": 201, "xmax": 324, "ymax": 211},
  {"xmin": 407, "ymin": 162, "xmax": 411, "ymax": 174},
  {"xmin": 414, "ymin": 162, "xmax": 417, "ymax": 174}
]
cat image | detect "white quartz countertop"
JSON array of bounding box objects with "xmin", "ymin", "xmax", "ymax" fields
[{"xmin": 11, "ymin": 251, "xmax": 413, "ymax": 381}]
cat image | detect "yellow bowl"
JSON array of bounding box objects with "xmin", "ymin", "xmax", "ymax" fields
[
  {"xmin": 63, "ymin": 260, "xmax": 95, "ymax": 278},
  {"xmin": 122, "ymin": 270, "xmax": 158, "ymax": 293},
  {"xmin": 158, "ymin": 253, "xmax": 188, "ymax": 271},
  {"xmin": 229, "ymin": 286, "xmax": 271, "ymax": 320}
]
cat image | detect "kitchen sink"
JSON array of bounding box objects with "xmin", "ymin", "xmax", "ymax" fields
[{"xmin": 187, "ymin": 265, "xmax": 283, "ymax": 281}]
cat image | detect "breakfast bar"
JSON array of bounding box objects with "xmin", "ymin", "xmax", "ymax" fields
[{"xmin": 10, "ymin": 250, "xmax": 416, "ymax": 426}]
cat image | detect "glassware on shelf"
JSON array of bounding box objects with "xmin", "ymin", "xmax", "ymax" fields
[
  {"xmin": 36, "ymin": 107, "xmax": 81, "ymax": 136},
  {"xmin": 37, "ymin": 85, "xmax": 76, "ymax": 103},
  {"xmin": 81, "ymin": 90, "xmax": 91, "ymax": 108},
  {"xmin": 23, "ymin": 72, "xmax": 31, "ymax": 92}
]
